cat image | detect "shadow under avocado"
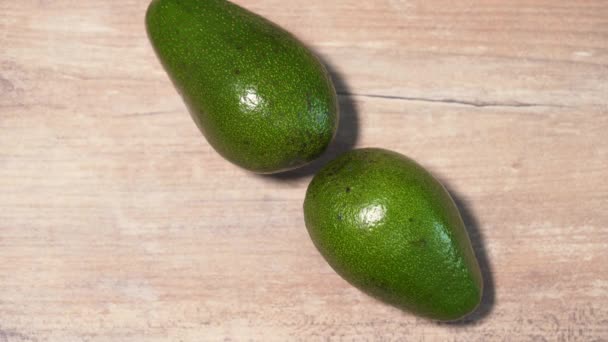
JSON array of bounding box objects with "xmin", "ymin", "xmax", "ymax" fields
[
  {"xmin": 438, "ymin": 185, "xmax": 495, "ymax": 325},
  {"xmin": 264, "ymin": 55, "xmax": 360, "ymax": 180}
]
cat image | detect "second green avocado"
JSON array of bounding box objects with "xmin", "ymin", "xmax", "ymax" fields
[
  {"xmin": 146, "ymin": 0, "xmax": 338, "ymax": 173},
  {"xmin": 304, "ymin": 148, "xmax": 483, "ymax": 321}
]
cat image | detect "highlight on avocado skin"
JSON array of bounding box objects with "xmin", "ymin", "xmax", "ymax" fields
[
  {"xmin": 304, "ymin": 148, "xmax": 483, "ymax": 321},
  {"xmin": 146, "ymin": 0, "xmax": 338, "ymax": 173}
]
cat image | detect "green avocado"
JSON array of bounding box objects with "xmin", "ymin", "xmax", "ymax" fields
[
  {"xmin": 146, "ymin": 0, "xmax": 338, "ymax": 173},
  {"xmin": 304, "ymin": 148, "xmax": 483, "ymax": 321}
]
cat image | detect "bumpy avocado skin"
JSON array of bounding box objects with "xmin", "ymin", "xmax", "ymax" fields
[
  {"xmin": 146, "ymin": 0, "xmax": 338, "ymax": 173},
  {"xmin": 304, "ymin": 148, "xmax": 483, "ymax": 321}
]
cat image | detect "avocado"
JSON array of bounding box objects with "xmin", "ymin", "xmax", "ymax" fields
[
  {"xmin": 146, "ymin": 0, "xmax": 338, "ymax": 173},
  {"xmin": 304, "ymin": 148, "xmax": 483, "ymax": 321}
]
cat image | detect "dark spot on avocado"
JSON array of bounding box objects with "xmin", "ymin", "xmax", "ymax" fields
[
  {"xmin": 408, "ymin": 217, "xmax": 415, "ymax": 223},
  {"xmin": 411, "ymin": 238, "xmax": 427, "ymax": 247},
  {"xmin": 422, "ymin": 290, "xmax": 437, "ymax": 303},
  {"xmin": 234, "ymin": 68, "xmax": 240, "ymax": 75},
  {"xmin": 369, "ymin": 277, "xmax": 389, "ymax": 290},
  {"xmin": 271, "ymin": 42, "xmax": 282, "ymax": 53},
  {"xmin": 177, "ymin": 61, "xmax": 188, "ymax": 69},
  {"xmin": 255, "ymin": 51, "xmax": 268, "ymax": 65},
  {"xmin": 345, "ymin": 187, "xmax": 351, "ymax": 193}
]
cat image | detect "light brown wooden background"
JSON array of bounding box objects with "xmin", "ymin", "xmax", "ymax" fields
[{"xmin": 1, "ymin": 0, "xmax": 607, "ymax": 341}]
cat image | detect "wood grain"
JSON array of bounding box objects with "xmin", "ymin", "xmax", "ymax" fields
[{"xmin": 1, "ymin": 0, "xmax": 607, "ymax": 340}]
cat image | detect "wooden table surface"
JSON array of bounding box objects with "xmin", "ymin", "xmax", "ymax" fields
[{"xmin": 1, "ymin": 1, "xmax": 607, "ymax": 341}]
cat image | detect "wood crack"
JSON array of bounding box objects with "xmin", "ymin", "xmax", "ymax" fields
[{"xmin": 336, "ymin": 91, "xmax": 565, "ymax": 108}]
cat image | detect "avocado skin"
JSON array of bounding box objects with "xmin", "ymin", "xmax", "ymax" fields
[
  {"xmin": 146, "ymin": 0, "xmax": 338, "ymax": 173},
  {"xmin": 304, "ymin": 148, "xmax": 483, "ymax": 321}
]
